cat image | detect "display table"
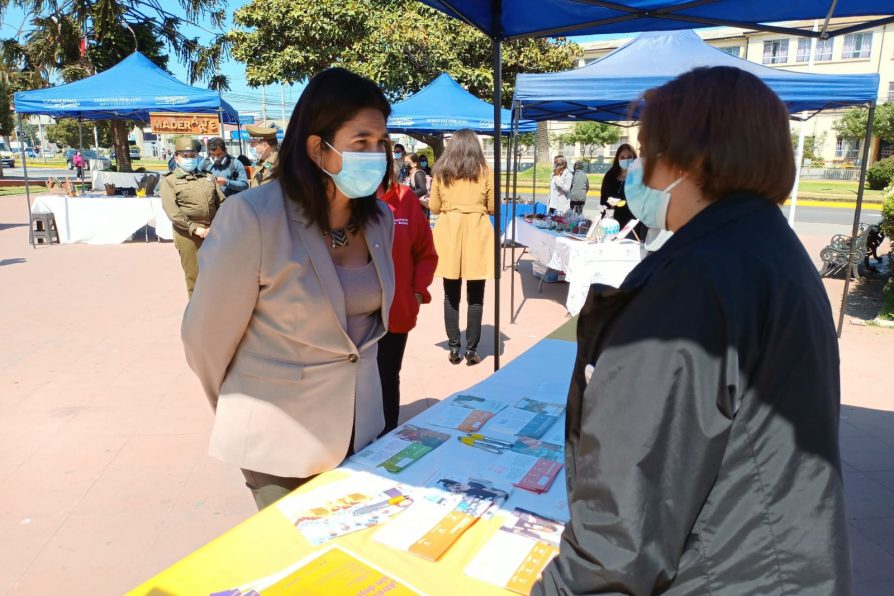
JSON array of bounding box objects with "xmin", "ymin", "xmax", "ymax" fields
[
  {"xmin": 31, "ymin": 193, "xmax": 173, "ymax": 244},
  {"xmin": 90, "ymin": 170, "xmax": 154, "ymax": 192},
  {"xmin": 129, "ymin": 324, "xmax": 580, "ymax": 596},
  {"xmin": 511, "ymin": 218, "xmax": 642, "ymax": 315}
]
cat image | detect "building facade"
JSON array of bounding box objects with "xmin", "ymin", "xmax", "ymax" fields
[{"xmin": 546, "ymin": 18, "xmax": 893, "ymax": 167}]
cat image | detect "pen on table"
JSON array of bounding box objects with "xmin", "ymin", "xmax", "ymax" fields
[
  {"xmin": 458, "ymin": 436, "xmax": 504, "ymax": 454},
  {"xmin": 353, "ymin": 495, "xmax": 406, "ymax": 516},
  {"xmin": 466, "ymin": 433, "xmax": 513, "ymax": 448}
]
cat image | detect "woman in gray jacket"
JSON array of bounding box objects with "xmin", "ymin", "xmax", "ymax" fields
[{"xmin": 569, "ymin": 161, "xmax": 589, "ymax": 213}]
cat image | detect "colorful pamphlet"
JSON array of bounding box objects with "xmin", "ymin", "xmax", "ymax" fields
[
  {"xmin": 484, "ymin": 452, "xmax": 563, "ymax": 494},
  {"xmin": 510, "ymin": 436, "xmax": 564, "ymax": 462},
  {"xmin": 426, "ymin": 394, "xmax": 506, "ymax": 433},
  {"xmin": 295, "ymin": 485, "xmax": 414, "ymax": 545},
  {"xmin": 485, "ymin": 397, "xmax": 565, "ymax": 439},
  {"xmin": 211, "ymin": 546, "xmax": 420, "ymax": 595},
  {"xmin": 464, "ymin": 508, "xmax": 564, "ymax": 594},
  {"xmin": 348, "ymin": 424, "xmax": 451, "ymax": 474},
  {"xmin": 374, "ymin": 473, "xmax": 512, "ymax": 562}
]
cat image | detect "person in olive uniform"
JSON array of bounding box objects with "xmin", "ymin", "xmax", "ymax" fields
[
  {"xmin": 247, "ymin": 123, "xmax": 279, "ymax": 188},
  {"xmin": 161, "ymin": 137, "xmax": 226, "ymax": 297}
]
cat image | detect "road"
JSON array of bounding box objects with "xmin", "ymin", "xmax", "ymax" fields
[{"xmin": 4, "ymin": 169, "xmax": 884, "ymax": 229}]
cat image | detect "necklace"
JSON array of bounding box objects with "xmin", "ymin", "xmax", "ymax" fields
[{"xmin": 326, "ymin": 219, "xmax": 358, "ymax": 249}]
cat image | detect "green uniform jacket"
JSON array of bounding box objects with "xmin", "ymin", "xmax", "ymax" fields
[
  {"xmin": 250, "ymin": 150, "xmax": 278, "ymax": 188},
  {"xmin": 161, "ymin": 167, "xmax": 226, "ymax": 236}
]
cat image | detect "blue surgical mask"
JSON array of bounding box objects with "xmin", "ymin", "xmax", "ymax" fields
[
  {"xmin": 619, "ymin": 158, "xmax": 634, "ymax": 170},
  {"xmin": 247, "ymin": 147, "xmax": 259, "ymax": 162},
  {"xmin": 179, "ymin": 157, "xmax": 199, "ymax": 173},
  {"xmin": 624, "ymin": 158, "xmax": 684, "ymax": 230},
  {"xmin": 322, "ymin": 142, "xmax": 387, "ymax": 199},
  {"xmin": 394, "ymin": 151, "xmax": 404, "ymax": 160}
]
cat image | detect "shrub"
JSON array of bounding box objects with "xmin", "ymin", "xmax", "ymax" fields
[
  {"xmin": 881, "ymin": 183, "xmax": 894, "ymax": 240},
  {"xmin": 866, "ymin": 157, "xmax": 894, "ymax": 190}
]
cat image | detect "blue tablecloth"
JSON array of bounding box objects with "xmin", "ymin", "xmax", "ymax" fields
[{"xmin": 490, "ymin": 201, "xmax": 546, "ymax": 231}]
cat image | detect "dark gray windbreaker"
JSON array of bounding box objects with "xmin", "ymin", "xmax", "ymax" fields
[{"xmin": 533, "ymin": 192, "xmax": 853, "ymax": 595}]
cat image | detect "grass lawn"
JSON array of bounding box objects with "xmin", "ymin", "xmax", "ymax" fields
[{"xmin": 0, "ymin": 186, "xmax": 47, "ymax": 196}]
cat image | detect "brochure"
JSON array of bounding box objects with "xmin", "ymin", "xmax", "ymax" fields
[
  {"xmin": 426, "ymin": 394, "xmax": 506, "ymax": 433},
  {"xmin": 349, "ymin": 424, "xmax": 451, "ymax": 474},
  {"xmin": 485, "ymin": 397, "xmax": 565, "ymax": 439},
  {"xmin": 509, "ymin": 436, "xmax": 564, "ymax": 462},
  {"xmin": 211, "ymin": 546, "xmax": 420, "ymax": 596},
  {"xmin": 374, "ymin": 472, "xmax": 512, "ymax": 562},
  {"xmin": 484, "ymin": 452, "xmax": 563, "ymax": 494},
  {"xmin": 464, "ymin": 508, "xmax": 563, "ymax": 594}
]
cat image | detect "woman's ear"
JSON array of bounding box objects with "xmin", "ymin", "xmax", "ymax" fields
[{"xmin": 306, "ymin": 135, "xmax": 323, "ymax": 167}]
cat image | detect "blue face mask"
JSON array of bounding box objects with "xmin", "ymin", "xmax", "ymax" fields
[
  {"xmin": 322, "ymin": 142, "xmax": 387, "ymax": 199},
  {"xmin": 619, "ymin": 158, "xmax": 634, "ymax": 170},
  {"xmin": 178, "ymin": 157, "xmax": 199, "ymax": 173},
  {"xmin": 623, "ymin": 158, "xmax": 684, "ymax": 230}
]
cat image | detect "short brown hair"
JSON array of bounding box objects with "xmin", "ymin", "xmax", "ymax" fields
[{"xmin": 637, "ymin": 66, "xmax": 794, "ymax": 204}]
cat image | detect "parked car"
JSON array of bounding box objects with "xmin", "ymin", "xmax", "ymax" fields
[
  {"xmin": 65, "ymin": 149, "xmax": 111, "ymax": 171},
  {"xmin": 0, "ymin": 142, "xmax": 16, "ymax": 168},
  {"xmin": 111, "ymin": 147, "xmax": 141, "ymax": 161},
  {"xmin": 41, "ymin": 148, "xmax": 56, "ymax": 158}
]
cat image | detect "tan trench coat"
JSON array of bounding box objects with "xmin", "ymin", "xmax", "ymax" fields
[{"xmin": 429, "ymin": 169, "xmax": 495, "ymax": 280}]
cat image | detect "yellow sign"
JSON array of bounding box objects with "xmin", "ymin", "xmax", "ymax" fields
[{"xmin": 149, "ymin": 112, "xmax": 221, "ymax": 135}]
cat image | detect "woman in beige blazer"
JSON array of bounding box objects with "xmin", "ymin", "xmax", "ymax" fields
[
  {"xmin": 182, "ymin": 68, "xmax": 396, "ymax": 510},
  {"xmin": 429, "ymin": 129, "xmax": 494, "ymax": 366}
]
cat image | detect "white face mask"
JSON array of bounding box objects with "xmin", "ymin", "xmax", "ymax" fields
[
  {"xmin": 320, "ymin": 142, "xmax": 387, "ymax": 199},
  {"xmin": 619, "ymin": 158, "xmax": 634, "ymax": 170}
]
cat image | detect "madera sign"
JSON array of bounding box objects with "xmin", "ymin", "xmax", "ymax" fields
[{"xmin": 149, "ymin": 112, "xmax": 220, "ymax": 135}]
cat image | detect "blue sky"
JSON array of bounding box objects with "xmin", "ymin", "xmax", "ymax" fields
[{"xmin": 0, "ymin": 1, "xmax": 633, "ymax": 118}]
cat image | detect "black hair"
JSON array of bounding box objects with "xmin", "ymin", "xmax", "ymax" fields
[
  {"xmin": 274, "ymin": 67, "xmax": 391, "ymax": 232},
  {"xmin": 207, "ymin": 137, "xmax": 226, "ymax": 152}
]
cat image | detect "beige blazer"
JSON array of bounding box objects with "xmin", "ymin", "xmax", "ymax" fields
[
  {"xmin": 429, "ymin": 169, "xmax": 495, "ymax": 280},
  {"xmin": 181, "ymin": 180, "xmax": 395, "ymax": 478}
]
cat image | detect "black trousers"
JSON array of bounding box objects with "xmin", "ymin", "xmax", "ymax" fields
[
  {"xmin": 377, "ymin": 331, "xmax": 409, "ymax": 434},
  {"xmin": 443, "ymin": 278, "xmax": 485, "ymax": 352}
]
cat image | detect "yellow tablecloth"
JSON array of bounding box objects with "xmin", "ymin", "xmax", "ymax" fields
[{"xmin": 130, "ymin": 323, "xmax": 578, "ymax": 596}]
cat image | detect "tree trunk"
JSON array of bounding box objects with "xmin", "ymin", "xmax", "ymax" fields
[
  {"xmin": 407, "ymin": 133, "xmax": 445, "ymax": 159},
  {"xmin": 535, "ymin": 122, "xmax": 550, "ymax": 165},
  {"xmin": 111, "ymin": 120, "xmax": 132, "ymax": 172}
]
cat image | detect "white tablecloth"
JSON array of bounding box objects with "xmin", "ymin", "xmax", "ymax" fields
[
  {"xmin": 512, "ymin": 219, "xmax": 642, "ymax": 315},
  {"xmin": 31, "ymin": 194, "xmax": 173, "ymax": 244},
  {"xmin": 90, "ymin": 170, "xmax": 150, "ymax": 192}
]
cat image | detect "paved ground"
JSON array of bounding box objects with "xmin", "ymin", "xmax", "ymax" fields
[{"xmin": 0, "ymin": 194, "xmax": 892, "ymax": 595}]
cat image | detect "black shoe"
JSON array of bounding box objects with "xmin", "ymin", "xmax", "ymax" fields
[
  {"xmin": 464, "ymin": 351, "xmax": 482, "ymax": 366},
  {"xmin": 449, "ymin": 349, "xmax": 463, "ymax": 365}
]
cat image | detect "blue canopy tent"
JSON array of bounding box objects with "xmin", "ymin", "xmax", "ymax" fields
[
  {"xmin": 13, "ymin": 52, "xmax": 240, "ymax": 248},
  {"xmin": 389, "ymin": 73, "xmax": 535, "ymax": 135},
  {"xmin": 418, "ymin": 2, "xmax": 889, "ymax": 361},
  {"xmin": 513, "ymin": 30, "xmax": 880, "ymax": 122},
  {"xmin": 13, "ymin": 52, "xmax": 238, "ymax": 123}
]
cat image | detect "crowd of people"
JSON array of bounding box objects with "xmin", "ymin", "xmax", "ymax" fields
[{"xmin": 164, "ymin": 65, "xmax": 849, "ymax": 594}]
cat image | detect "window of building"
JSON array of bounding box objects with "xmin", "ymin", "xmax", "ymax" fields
[
  {"xmin": 841, "ymin": 32, "xmax": 872, "ymax": 59},
  {"xmin": 796, "ymin": 37, "xmax": 833, "ymax": 62},
  {"xmin": 718, "ymin": 46, "xmax": 741, "ymax": 58},
  {"xmin": 762, "ymin": 39, "xmax": 789, "ymax": 64},
  {"xmin": 835, "ymin": 137, "xmax": 860, "ymax": 159},
  {"xmin": 606, "ymin": 137, "xmax": 628, "ymax": 158},
  {"xmin": 888, "ymin": 81, "xmax": 894, "ymax": 102}
]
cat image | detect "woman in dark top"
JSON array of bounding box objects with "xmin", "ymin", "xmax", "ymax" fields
[
  {"xmin": 403, "ymin": 152, "xmax": 430, "ymax": 216},
  {"xmin": 599, "ymin": 143, "xmax": 637, "ymax": 228}
]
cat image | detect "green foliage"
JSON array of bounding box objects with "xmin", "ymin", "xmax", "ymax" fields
[
  {"xmin": 791, "ymin": 131, "xmax": 827, "ymax": 164},
  {"xmin": 229, "ymin": 0, "xmax": 581, "ymax": 105},
  {"xmin": 45, "ymin": 119, "xmax": 117, "ymax": 149},
  {"xmin": 0, "ymin": 79, "xmax": 13, "ymax": 137},
  {"xmin": 834, "ymin": 103, "xmax": 894, "ymax": 146},
  {"xmin": 557, "ymin": 122, "xmax": 620, "ymax": 157},
  {"xmin": 501, "ymin": 132, "xmax": 536, "ymax": 150},
  {"xmin": 867, "ymin": 158, "xmax": 894, "ymax": 191},
  {"xmin": 881, "ymin": 183, "xmax": 894, "ymax": 240}
]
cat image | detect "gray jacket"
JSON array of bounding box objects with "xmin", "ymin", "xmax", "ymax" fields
[
  {"xmin": 534, "ymin": 192, "xmax": 852, "ymax": 595},
  {"xmin": 569, "ymin": 169, "xmax": 589, "ymax": 202}
]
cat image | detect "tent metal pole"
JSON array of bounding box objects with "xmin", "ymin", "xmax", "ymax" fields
[
  {"xmin": 17, "ymin": 113, "xmax": 35, "ymax": 248},
  {"xmin": 492, "ymin": 19, "xmax": 502, "ymax": 372},
  {"xmin": 789, "ymin": 20, "xmax": 819, "ymax": 227},
  {"xmin": 836, "ymin": 102, "xmax": 874, "ymax": 337},
  {"xmin": 502, "ymin": 115, "xmax": 514, "ymax": 272},
  {"xmin": 510, "ymin": 105, "xmax": 520, "ymax": 324},
  {"xmin": 78, "ymin": 118, "xmax": 84, "ymax": 152},
  {"xmin": 533, "ymin": 141, "xmax": 537, "ymax": 211},
  {"xmin": 237, "ymin": 122, "xmax": 245, "ymax": 156}
]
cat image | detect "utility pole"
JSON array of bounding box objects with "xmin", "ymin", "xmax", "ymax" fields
[{"xmin": 261, "ymin": 87, "xmax": 267, "ymax": 123}]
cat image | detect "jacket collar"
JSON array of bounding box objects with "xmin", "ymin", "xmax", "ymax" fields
[
  {"xmin": 283, "ymin": 185, "xmax": 391, "ymax": 349},
  {"xmin": 623, "ymin": 191, "xmax": 774, "ymax": 290}
]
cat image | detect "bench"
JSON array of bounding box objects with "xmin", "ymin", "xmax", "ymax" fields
[{"xmin": 819, "ymin": 223, "xmax": 885, "ymax": 279}]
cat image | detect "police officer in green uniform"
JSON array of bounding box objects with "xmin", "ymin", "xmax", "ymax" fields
[
  {"xmin": 161, "ymin": 137, "xmax": 225, "ymax": 297},
  {"xmin": 247, "ymin": 123, "xmax": 279, "ymax": 188}
]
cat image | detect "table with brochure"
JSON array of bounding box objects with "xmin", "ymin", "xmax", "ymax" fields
[{"xmin": 130, "ymin": 321, "xmax": 582, "ymax": 596}]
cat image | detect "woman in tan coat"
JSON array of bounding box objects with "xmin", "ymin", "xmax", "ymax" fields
[{"xmin": 429, "ymin": 129, "xmax": 494, "ymax": 366}]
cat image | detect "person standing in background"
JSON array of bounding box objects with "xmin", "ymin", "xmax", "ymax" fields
[
  {"xmin": 600, "ymin": 143, "xmax": 638, "ymax": 229},
  {"xmin": 73, "ymin": 150, "xmax": 84, "ymax": 180},
  {"xmin": 569, "ymin": 161, "xmax": 589, "ymax": 214},
  {"xmin": 247, "ymin": 123, "xmax": 279, "ymax": 188},
  {"xmin": 207, "ymin": 137, "xmax": 249, "ymax": 197},
  {"xmin": 161, "ymin": 137, "xmax": 225, "ymax": 297},
  {"xmin": 392, "ymin": 143, "xmax": 407, "ymax": 183},
  {"xmin": 548, "ymin": 156, "xmax": 572, "ymax": 213},
  {"xmin": 418, "ymin": 154, "xmax": 432, "ymax": 176},
  {"xmin": 377, "ymin": 181, "xmax": 438, "ymax": 434},
  {"xmin": 429, "ymin": 129, "xmax": 494, "ymax": 366},
  {"xmin": 403, "ymin": 152, "xmax": 431, "ymax": 215}
]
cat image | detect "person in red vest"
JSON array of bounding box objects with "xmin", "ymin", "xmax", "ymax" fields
[{"xmin": 377, "ymin": 182, "xmax": 438, "ymax": 434}]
